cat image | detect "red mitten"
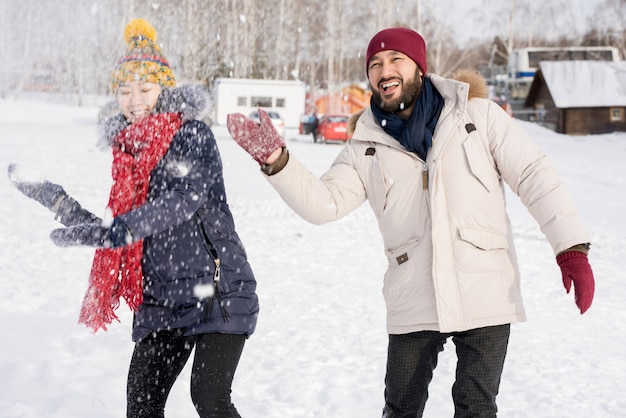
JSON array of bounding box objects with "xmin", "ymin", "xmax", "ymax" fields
[
  {"xmin": 227, "ymin": 109, "xmax": 285, "ymax": 165},
  {"xmin": 556, "ymin": 251, "xmax": 595, "ymax": 314}
]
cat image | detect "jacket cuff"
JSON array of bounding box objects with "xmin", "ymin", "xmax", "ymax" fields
[
  {"xmin": 557, "ymin": 243, "xmax": 591, "ymax": 257},
  {"xmin": 261, "ymin": 147, "xmax": 289, "ymax": 176},
  {"xmin": 110, "ymin": 217, "xmax": 134, "ymax": 247}
]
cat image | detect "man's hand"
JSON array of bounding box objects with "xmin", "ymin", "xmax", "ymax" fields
[
  {"xmin": 226, "ymin": 109, "xmax": 285, "ymax": 165},
  {"xmin": 50, "ymin": 218, "xmax": 132, "ymax": 248},
  {"xmin": 557, "ymin": 251, "xmax": 595, "ymax": 314}
]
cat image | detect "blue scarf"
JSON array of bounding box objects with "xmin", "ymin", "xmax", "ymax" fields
[{"xmin": 371, "ymin": 77, "xmax": 444, "ymax": 161}]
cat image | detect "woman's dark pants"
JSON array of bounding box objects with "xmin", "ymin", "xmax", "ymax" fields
[{"xmin": 126, "ymin": 330, "xmax": 245, "ymax": 418}]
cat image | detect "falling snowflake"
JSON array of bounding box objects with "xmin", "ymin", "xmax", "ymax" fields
[{"xmin": 194, "ymin": 283, "xmax": 215, "ymax": 299}]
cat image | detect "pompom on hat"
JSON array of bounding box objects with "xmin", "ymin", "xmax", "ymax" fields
[
  {"xmin": 110, "ymin": 18, "xmax": 176, "ymax": 91},
  {"xmin": 365, "ymin": 28, "xmax": 427, "ymax": 75}
]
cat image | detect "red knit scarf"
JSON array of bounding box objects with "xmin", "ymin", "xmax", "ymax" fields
[{"xmin": 79, "ymin": 112, "xmax": 183, "ymax": 332}]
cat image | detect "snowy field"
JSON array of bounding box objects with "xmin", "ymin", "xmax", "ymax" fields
[{"xmin": 0, "ymin": 97, "xmax": 625, "ymax": 417}]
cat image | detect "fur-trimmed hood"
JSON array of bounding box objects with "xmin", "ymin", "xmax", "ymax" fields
[
  {"xmin": 98, "ymin": 83, "xmax": 211, "ymax": 148},
  {"xmin": 347, "ymin": 69, "xmax": 488, "ymax": 136}
]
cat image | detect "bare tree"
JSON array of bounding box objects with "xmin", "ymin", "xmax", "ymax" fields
[{"xmin": 0, "ymin": 0, "xmax": 621, "ymax": 100}]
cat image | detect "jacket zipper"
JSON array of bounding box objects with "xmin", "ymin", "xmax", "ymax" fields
[{"xmin": 199, "ymin": 220, "xmax": 230, "ymax": 322}]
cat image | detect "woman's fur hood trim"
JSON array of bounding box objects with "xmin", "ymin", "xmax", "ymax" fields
[
  {"xmin": 347, "ymin": 69, "xmax": 488, "ymax": 136},
  {"xmin": 98, "ymin": 83, "xmax": 211, "ymax": 148}
]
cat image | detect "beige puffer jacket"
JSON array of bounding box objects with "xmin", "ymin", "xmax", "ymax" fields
[{"xmin": 265, "ymin": 70, "xmax": 590, "ymax": 333}]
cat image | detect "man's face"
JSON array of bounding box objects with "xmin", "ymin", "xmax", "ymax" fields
[{"xmin": 368, "ymin": 50, "xmax": 422, "ymax": 118}]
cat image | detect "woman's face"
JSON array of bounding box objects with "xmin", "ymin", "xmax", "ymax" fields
[{"xmin": 117, "ymin": 81, "xmax": 162, "ymax": 123}]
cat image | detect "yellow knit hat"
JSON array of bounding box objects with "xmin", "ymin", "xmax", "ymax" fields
[{"xmin": 110, "ymin": 18, "xmax": 176, "ymax": 91}]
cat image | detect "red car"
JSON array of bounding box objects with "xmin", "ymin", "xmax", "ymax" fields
[{"xmin": 314, "ymin": 114, "xmax": 351, "ymax": 143}]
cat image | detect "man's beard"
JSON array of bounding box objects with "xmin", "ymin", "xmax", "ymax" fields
[{"xmin": 371, "ymin": 68, "xmax": 422, "ymax": 113}]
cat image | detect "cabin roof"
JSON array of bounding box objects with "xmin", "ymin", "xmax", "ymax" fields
[{"xmin": 535, "ymin": 60, "xmax": 626, "ymax": 108}]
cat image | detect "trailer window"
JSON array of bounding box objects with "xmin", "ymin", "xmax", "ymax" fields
[
  {"xmin": 251, "ymin": 96, "xmax": 272, "ymax": 107},
  {"xmin": 275, "ymin": 98, "xmax": 285, "ymax": 107},
  {"xmin": 237, "ymin": 96, "xmax": 247, "ymax": 106}
]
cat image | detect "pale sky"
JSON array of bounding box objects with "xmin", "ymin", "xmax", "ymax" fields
[{"xmin": 441, "ymin": 0, "xmax": 606, "ymax": 47}]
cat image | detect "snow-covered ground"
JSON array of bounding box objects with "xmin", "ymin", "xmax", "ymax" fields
[{"xmin": 1, "ymin": 97, "xmax": 624, "ymax": 417}]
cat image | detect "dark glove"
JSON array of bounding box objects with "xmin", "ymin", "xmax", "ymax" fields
[
  {"xmin": 226, "ymin": 109, "xmax": 285, "ymax": 164},
  {"xmin": 54, "ymin": 195, "xmax": 102, "ymax": 226},
  {"xmin": 8, "ymin": 163, "xmax": 101, "ymax": 226},
  {"xmin": 556, "ymin": 250, "xmax": 595, "ymax": 314},
  {"xmin": 8, "ymin": 163, "xmax": 67, "ymax": 209},
  {"xmin": 50, "ymin": 218, "xmax": 132, "ymax": 248}
]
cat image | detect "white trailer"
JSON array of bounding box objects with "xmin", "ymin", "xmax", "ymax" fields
[{"xmin": 214, "ymin": 78, "xmax": 306, "ymax": 128}]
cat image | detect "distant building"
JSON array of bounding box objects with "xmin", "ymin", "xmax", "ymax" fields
[
  {"xmin": 313, "ymin": 84, "xmax": 371, "ymax": 116},
  {"xmin": 507, "ymin": 46, "xmax": 620, "ymax": 100},
  {"xmin": 213, "ymin": 78, "xmax": 306, "ymax": 128},
  {"xmin": 523, "ymin": 60, "xmax": 626, "ymax": 135}
]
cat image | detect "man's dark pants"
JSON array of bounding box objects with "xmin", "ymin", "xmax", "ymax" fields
[{"xmin": 382, "ymin": 324, "xmax": 511, "ymax": 418}]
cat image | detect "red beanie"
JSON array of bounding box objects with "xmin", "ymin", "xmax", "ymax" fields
[{"xmin": 366, "ymin": 28, "xmax": 427, "ymax": 75}]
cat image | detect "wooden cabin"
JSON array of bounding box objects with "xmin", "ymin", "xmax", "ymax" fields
[{"xmin": 523, "ymin": 61, "xmax": 626, "ymax": 135}]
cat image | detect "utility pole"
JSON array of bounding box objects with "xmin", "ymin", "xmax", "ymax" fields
[{"xmin": 416, "ymin": 0, "xmax": 422, "ymax": 33}]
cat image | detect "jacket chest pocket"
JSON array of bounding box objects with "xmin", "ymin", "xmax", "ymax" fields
[
  {"xmin": 363, "ymin": 147, "xmax": 428, "ymax": 246},
  {"xmin": 367, "ymin": 155, "xmax": 387, "ymax": 217},
  {"xmin": 462, "ymin": 134, "xmax": 500, "ymax": 192}
]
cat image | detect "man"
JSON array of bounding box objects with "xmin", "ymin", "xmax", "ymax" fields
[{"xmin": 226, "ymin": 28, "xmax": 595, "ymax": 417}]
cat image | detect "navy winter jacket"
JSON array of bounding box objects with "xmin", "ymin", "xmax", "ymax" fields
[{"xmin": 117, "ymin": 118, "xmax": 258, "ymax": 342}]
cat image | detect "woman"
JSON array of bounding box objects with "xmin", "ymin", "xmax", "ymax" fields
[{"xmin": 9, "ymin": 18, "xmax": 257, "ymax": 418}]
